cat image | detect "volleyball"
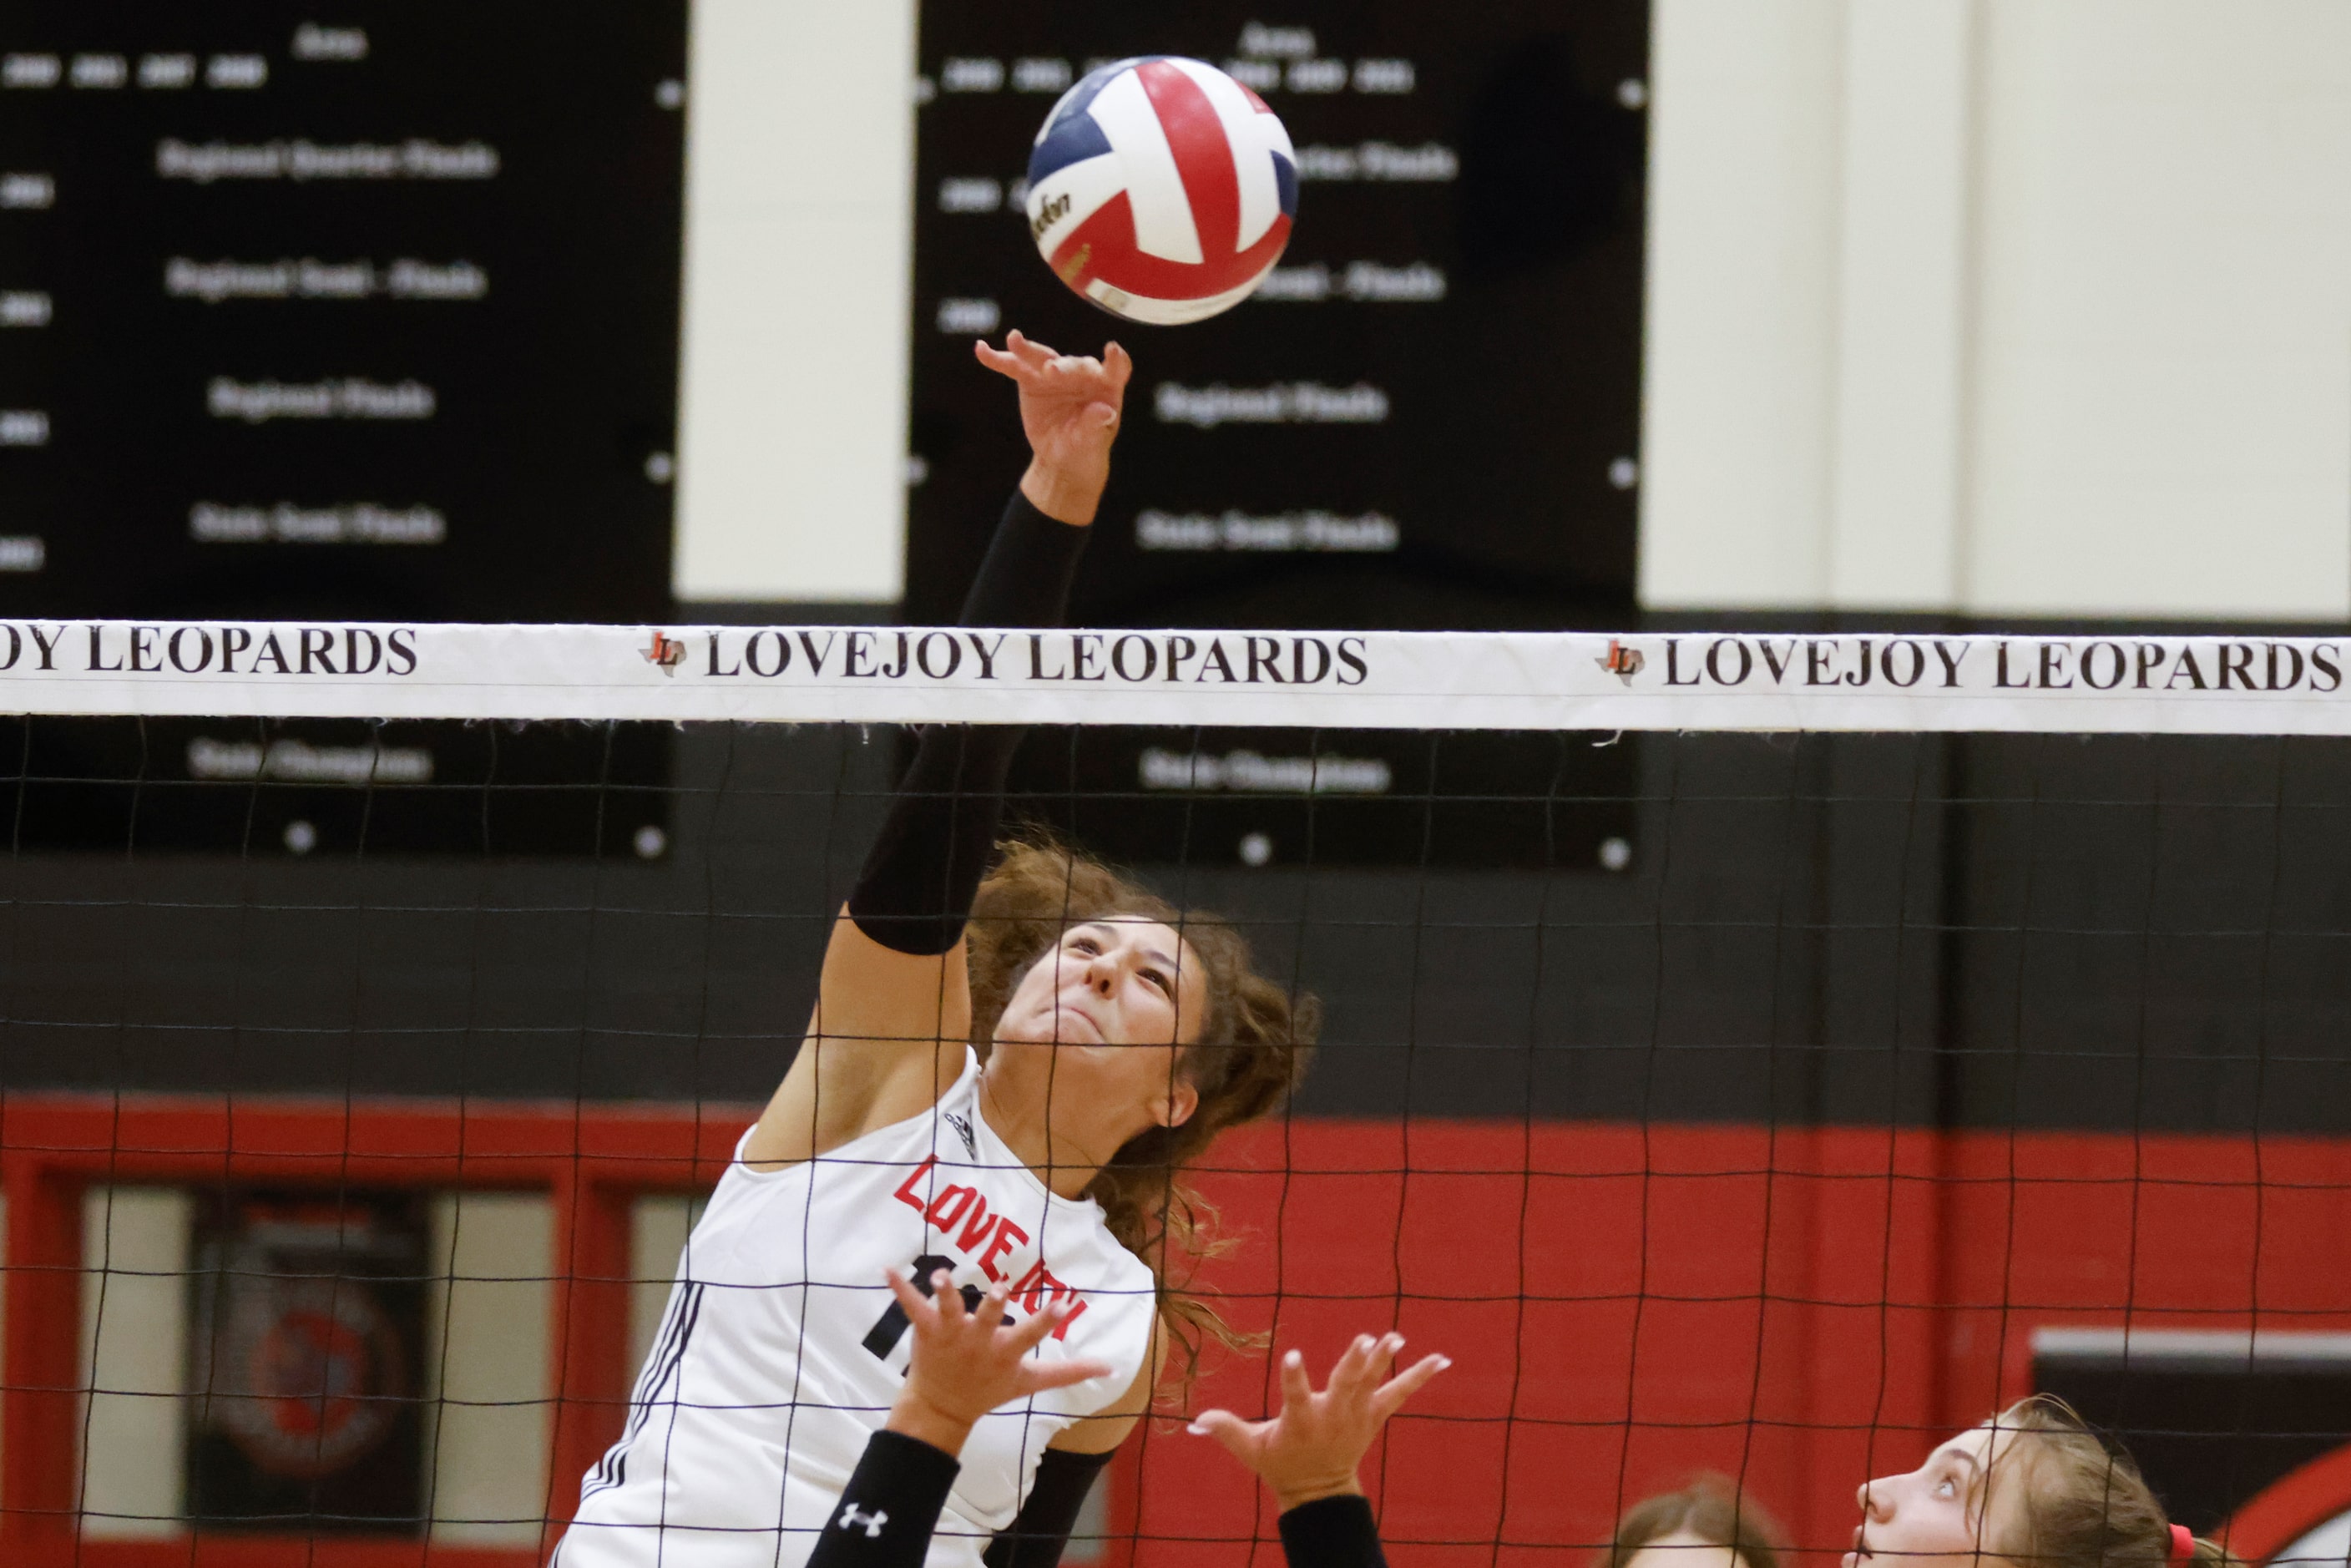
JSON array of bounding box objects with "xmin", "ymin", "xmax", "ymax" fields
[{"xmin": 1024, "ymin": 56, "xmax": 1297, "ymax": 325}]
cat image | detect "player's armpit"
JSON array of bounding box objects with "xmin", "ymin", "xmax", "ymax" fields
[
  {"xmin": 741, "ymin": 908, "xmax": 973, "ymax": 1169},
  {"xmin": 983, "ymin": 1448, "xmax": 1112, "ymax": 1568}
]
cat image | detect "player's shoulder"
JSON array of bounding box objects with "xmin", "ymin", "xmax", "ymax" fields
[
  {"xmin": 714, "ymin": 1056, "xmax": 983, "ymax": 1204},
  {"xmin": 1040, "ymin": 1298, "xmax": 1168, "ymax": 1440},
  {"xmin": 1094, "ymin": 1225, "xmax": 1158, "ymax": 1297},
  {"xmin": 1054, "ymin": 1216, "xmax": 1159, "ymax": 1368},
  {"xmin": 1050, "ymin": 1199, "xmax": 1155, "ymax": 1292}
]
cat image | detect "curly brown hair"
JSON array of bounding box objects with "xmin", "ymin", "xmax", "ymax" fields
[
  {"xmin": 963, "ymin": 836, "xmax": 1319, "ymax": 1379},
  {"xmin": 1990, "ymin": 1396, "xmax": 2242, "ymax": 1568}
]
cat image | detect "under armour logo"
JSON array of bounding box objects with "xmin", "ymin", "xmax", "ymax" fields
[
  {"xmin": 642, "ymin": 630, "xmax": 685, "ymax": 675},
  {"xmin": 1595, "ymin": 639, "xmax": 1644, "ymax": 685},
  {"xmin": 839, "ymin": 1503, "xmax": 888, "ymax": 1539}
]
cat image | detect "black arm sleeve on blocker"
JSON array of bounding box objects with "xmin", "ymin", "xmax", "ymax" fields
[
  {"xmin": 982, "ymin": 1447, "xmax": 1114, "ymax": 1568},
  {"xmin": 848, "ymin": 491, "xmax": 1088, "ymax": 957},
  {"xmin": 1277, "ymin": 1495, "xmax": 1388, "ymax": 1568},
  {"xmin": 806, "ymin": 1429, "xmax": 963, "ymax": 1568}
]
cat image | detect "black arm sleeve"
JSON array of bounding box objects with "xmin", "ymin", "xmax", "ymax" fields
[
  {"xmin": 981, "ymin": 1448, "xmax": 1114, "ymax": 1568},
  {"xmin": 847, "ymin": 490, "xmax": 1089, "ymax": 956},
  {"xmin": 805, "ymin": 1429, "xmax": 962, "ymax": 1568},
  {"xmin": 1278, "ymin": 1495, "xmax": 1388, "ymax": 1568}
]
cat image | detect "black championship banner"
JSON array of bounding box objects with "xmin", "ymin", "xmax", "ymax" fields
[{"xmin": 186, "ymin": 1189, "xmax": 430, "ymax": 1530}]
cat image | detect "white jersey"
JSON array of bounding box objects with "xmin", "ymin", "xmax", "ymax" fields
[{"xmin": 554, "ymin": 1050, "xmax": 1155, "ymax": 1568}]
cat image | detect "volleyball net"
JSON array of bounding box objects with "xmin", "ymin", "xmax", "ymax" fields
[{"xmin": 12, "ymin": 619, "xmax": 2351, "ymax": 1568}]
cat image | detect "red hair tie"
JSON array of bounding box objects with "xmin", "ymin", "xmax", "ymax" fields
[{"xmin": 2169, "ymin": 1526, "xmax": 2196, "ymax": 1565}]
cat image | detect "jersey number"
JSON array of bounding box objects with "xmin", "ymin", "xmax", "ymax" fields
[{"xmin": 862, "ymin": 1254, "xmax": 1009, "ymax": 1362}]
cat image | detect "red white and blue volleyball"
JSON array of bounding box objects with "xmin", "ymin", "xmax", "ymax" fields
[{"xmin": 1025, "ymin": 56, "xmax": 1297, "ymax": 326}]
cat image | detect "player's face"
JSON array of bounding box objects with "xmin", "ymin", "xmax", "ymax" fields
[
  {"xmin": 1849, "ymin": 1424, "xmax": 2028, "ymax": 1568},
  {"xmin": 990, "ymin": 918, "xmax": 1207, "ymax": 1132}
]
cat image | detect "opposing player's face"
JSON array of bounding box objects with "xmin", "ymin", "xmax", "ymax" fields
[
  {"xmin": 991, "ymin": 919, "xmax": 1207, "ymax": 1132},
  {"xmin": 1849, "ymin": 1424, "xmax": 2028, "ymax": 1568}
]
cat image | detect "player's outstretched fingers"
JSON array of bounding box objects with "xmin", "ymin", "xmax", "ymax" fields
[
  {"xmin": 1371, "ymin": 1351, "xmax": 1452, "ymax": 1419},
  {"xmin": 1186, "ymin": 1407, "xmax": 1260, "ymax": 1461},
  {"xmin": 931, "ymin": 1269, "xmax": 963, "ymax": 1313},
  {"xmin": 1001, "ymin": 1292, "xmax": 1068, "ymax": 1355},
  {"xmin": 1103, "ymin": 341, "xmax": 1132, "ymax": 389},
  {"xmin": 968, "ymin": 1281, "xmax": 1011, "ymax": 1338},
  {"xmin": 887, "ymin": 1266, "xmax": 941, "ymax": 1328},
  {"xmin": 1329, "ymin": 1333, "xmax": 1380, "ymax": 1396},
  {"xmin": 974, "ymin": 339, "xmax": 1031, "ymax": 381},
  {"xmin": 1026, "ymin": 1353, "xmax": 1115, "ymax": 1393},
  {"xmin": 1278, "ymin": 1346, "xmax": 1314, "ymax": 1409},
  {"xmin": 1005, "ymin": 329, "xmax": 1058, "ymax": 368}
]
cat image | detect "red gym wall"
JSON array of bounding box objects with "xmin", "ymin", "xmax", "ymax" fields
[
  {"xmin": 3, "ymin": 1098, "xmax": 2345, "ymax": 1568},
  {"xmin": 1159, "ymin": 1122, "xmax": 2351, "ymax": 1568}
]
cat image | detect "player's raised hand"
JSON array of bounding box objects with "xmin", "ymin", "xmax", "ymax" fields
[
  {"xmin": 1186, "ymin": 1333, "xmax": 1449, "ymax": 1512},
  {"xmin": 975, "ymin": 330, "xmax": 1133, "ymax": 525},
  {"xmin": 883, "ymin": 1267, "xmax": 1113, "ymax": 1457}
]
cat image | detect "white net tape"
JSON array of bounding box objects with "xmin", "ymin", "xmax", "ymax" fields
[{"xmin": 11, "ymin": 620, "xmax": 2351, "ymax": 732}]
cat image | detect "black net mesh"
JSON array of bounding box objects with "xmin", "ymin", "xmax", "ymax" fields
[{"xmin": 18, "ymin": 718, "xmax": 2351, "ymax": 1568}]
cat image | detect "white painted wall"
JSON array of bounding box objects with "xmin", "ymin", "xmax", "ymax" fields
[
  {"xmin": 1825, "ymin": 0, "xmax": 1974, "ymax": 609},
  {"xmin": 1640, "ymin": 0, "xmax": 1846, "ymax": 607},
  {"xmin": 79, "ymin": 1187, "xmax": 190, "ymax": 1539},
  {"xmin": 628, "ymin": 1193, "xmax": 705, "ymax": 1375},
  {"xmin": 1642, "ymin": 0, "xmax": 2351, "ymax": 620},
  {"xmin": 671, "ymin": 0, "xmax": 918, "ymax": 604},
  {"xmin": 1965, "ymin": 0, "xmax": 2351, "ymax": 617},
  {"xmin": 423, "ymin": 1191, "xmax": 554, "ymax": 1547}
]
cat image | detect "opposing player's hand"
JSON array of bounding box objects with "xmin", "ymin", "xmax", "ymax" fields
[
  {"xmin": 884, "ymin": 1267, "xmax": 1113, "ymax": 1457},
  {"xmin": 975, "ymin": 330, "xmax": 1132, "ymax": 526},
  {"xmin": 1187, "ymin": 1333, "xmax": 1449, "ymax": 1513}
]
